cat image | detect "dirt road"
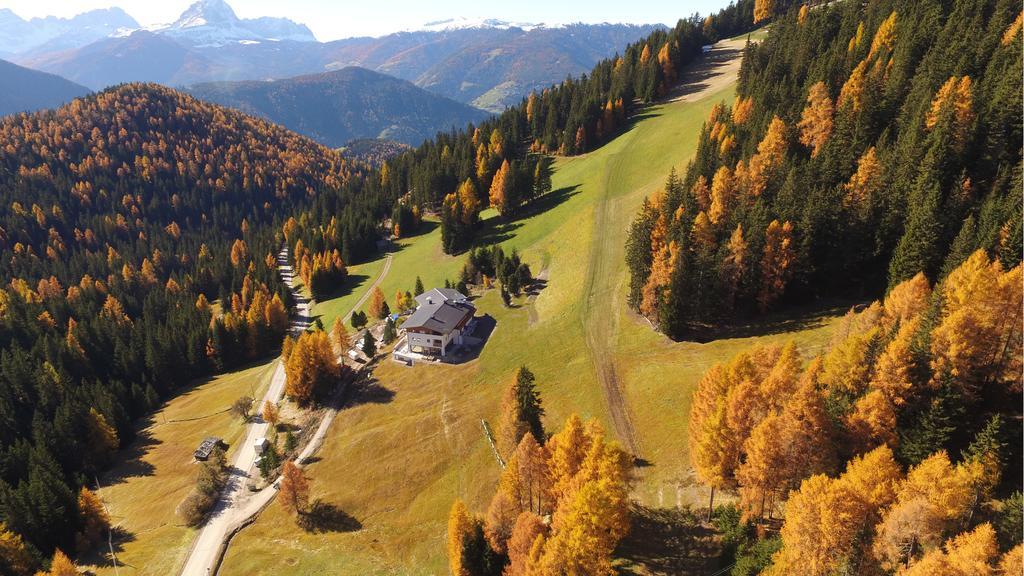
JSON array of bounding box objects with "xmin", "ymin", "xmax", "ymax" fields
[
  {"xmin": 179, "ymin": 248, "xmax": 310, "ymax": 576},
  {"xmin": 179, "ymin": 248, "xmax": 392, "ymax": 576},
  {"xmin": 580, "ymin": 37, "xmax": 748, "ymax": 459}
]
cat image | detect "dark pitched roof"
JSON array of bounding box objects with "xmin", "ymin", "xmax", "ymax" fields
[
  {"xmin": 414, "ymin": 287, "xmax": 467, "ymax": 307},
  {"xmin": 403, "ymin": 300, "xmax": 474, "ymax": 334}
]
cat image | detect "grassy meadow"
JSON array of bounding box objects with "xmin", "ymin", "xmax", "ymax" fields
[
  {"xmin": 222, "ymin": 68, "xmax": 843, "ymax": 574},
  {"xmin": 82, "ymin": 359, "xmax": 278, "ymax": 576}
]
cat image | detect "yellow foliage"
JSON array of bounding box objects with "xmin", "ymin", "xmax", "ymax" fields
[
  {"xmin": 769, "ymin": 446, "xmax": 902, "ymax": 576},
  {"xmin": 925, "ymin": 76, "xmax": 976, "ymax": 150},
  {"xmin": 930, "ymin": 251, "xmax": 1022, "ymax": 395},
  {"xmin": 708, "ymin": 165, "xmax": 735, "ymax": 225},
  {"xmin": 732, "ymin": 96, "xmax": 754, "ymax": 125},
  {"xmin": 757, "ymin": 219, "xmax": 795, "ymax": 312},
  {"xmin": 903, "ymin": 523, "xmax": 999, "ymax": 576},
  {"xmin": 839, "ymin": 60, "xmax": 869, "ymax": 112},
  {"xmin": 1002, "ymin": 12, "xmax": 1022, "ymax": 45},
  {"xmin": 0, "ymin": 523, "xmax": 32, "ymax": 576},
  {"xmin": 798, "ymin": 82, "xmax": 834, "ymax": 157},
  {"xmin": 881, "ymin": 271, "xmax": 931, "ymax": 329},
  {"xmin": 447, "ymin": 500, "xmax": 473, "ymax": 576},
  {"xmin": 868, "ymin": 12, "xmax": 897, "ymax": 59},
  {"xmin": 849, "ymin": 22, "xmax": 865, "ymax": 52},
  {"xmin": 754, "ymin": 0, "xmax": 775, "ymax": 23}
]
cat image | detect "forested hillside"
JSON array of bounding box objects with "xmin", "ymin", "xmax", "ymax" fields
[
  {"xmin": 626, "ymin": 0, "xmax": 1022, "ymax": 339},
  {"xmin": 0, "ymin": 84, "xmax": 377, "ymax": 566},
  {"xmin": 692, "ymin": 252, "xmax": 1022, "ymax": 573}
]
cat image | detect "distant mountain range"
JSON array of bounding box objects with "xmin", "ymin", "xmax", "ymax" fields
[
  {"xmin": 4, "ymin": 0, "xmax": 664, "ymax": 111},
  {"xmin": 188, "ymin": 67, "xmax": 489, "ymax": 147},
  {"xmin": 0, "ymin": 7, "xmax": 137, "ymax": 58},
  {"xmin": 0, "ymin": 58, "xmax": 89, "ymax": 116}
]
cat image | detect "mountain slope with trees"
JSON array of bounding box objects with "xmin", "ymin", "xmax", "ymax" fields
[
  {"xmin": 0, "ymin": 58, "xmax": 89, "ymax": 116},
  {"xmin": 187, "ymin": 67, "xmax": 490, "ymax": 147},
  {"xmin": 626, "ymin": 0, "xmax": 1022, "ymax": 340},
  {"xmin": 0, "ymin": 83, "xmax": 380, "ymax": 570}
]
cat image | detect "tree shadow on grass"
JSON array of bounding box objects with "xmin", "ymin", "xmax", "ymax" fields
[
  {"xmin": 313, "ymin": 273, "xmax": 371, "ymax": 304},
  {"xmin": 458, "ymin": 184, "xmax": 583, "ymax": 254},
  {"xmin": 344, "ymin": 376, "xmax": 396, "ymax": 408},
  {"xmin": 78, "ymin": 525, "xmax": 137, "ymax": 569},
  {"xmin": 614, "ymin": 504, "xmax": 719, "ymax": 575},
  {"xmin": 99, "ymin": 430, "xmax": 159, "ymax": 488},
  {"xmin": 299, "ymin": 499, "xmax": 362, "ymax": 534},
  {"xmin": 677, "ymin": 298, "xmax": 864, "ymax": 343}
]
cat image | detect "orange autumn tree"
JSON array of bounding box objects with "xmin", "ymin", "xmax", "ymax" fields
[
  {"xmin": 279, "ymin": 460, "xmax": 310, "ymax": 518},
  {"xmin": 929, "ymin": 250, "xmax": 1021, "ymax": 398},
  {"xmin": 331, "ymin": 316, "xmax": 350, "ymax": 354},
  {"xmin": 754, "ymin": 0, "xmax": 775, "ymax": 23},
  {"xmin": 766, "ymin": 446, "xmax": 902, "ymax": 576},
  {"xmin": 797, "ymin": 81, "xmax": 834, "ymax": 157},
  {"xmin": 368, "ymin": 286, "xmax": 388, "ymax": 319},
  {"xmin": 489, "ymin": 159, "xmax": 512, "ymax": 216},
  {"xmin": 0, "ymin": 523, "xmax": 31, "ymax": 576},
  {"xmin": 284, "ymin": 330, "xmax": 340, "ymax": 406},
  {"xmin": 452, "ymin": 415, "xmax": 632, "ymax": 575},
  {"xmin": 74, "ymin": 487, "xmax": 110, "ymax": 553},
  {"xmin": 757, "ymin": 219, "xmax": 795, "ymax": 312}
]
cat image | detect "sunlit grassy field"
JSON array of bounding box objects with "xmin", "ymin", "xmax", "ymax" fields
[
  {"xmin": 222, "ymin": 66, "xmax": 842, "ymax": 574},
  {"xmin": 82, "ymin": 359, "xmax": 278, "ymax": 576}
]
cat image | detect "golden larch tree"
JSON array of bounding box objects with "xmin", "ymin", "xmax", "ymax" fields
[
  {"xmin": 489, "ymin": 159, "xmax": 511, "ymax": 215},
  {"xmin": 925, "ymin": 76, "xmax": 975, "ymax": 151},
  {"xmin": 797, "ymin": 82, "xmax": 834, "ymax": 157},
  {"xmin": 74, "ymin": 487, "xmax": 110, "ymax": 553},
  {"xmin": 754, "ymin": 0, "xmax": 775, "ymax": 23},
  {"xmin": 901, "ymin": 523, "xmax": 999, "ymax": 576},
  {"xmin": 0, "ymin": 523, "xmax": 31, "ymax": 576},
  {"xmin": 331, "ymin": 316, "xmax": 350, "ymax": 353},
  {"xmin": 767, "ymin": 446, "xmax": 902, "ymax": 576},
  {"xmin": 757, "ymin": 220, "xmax": 795, "ymax": 312},
  {"xmin": 868, "ymin": 11, "xmax": 898, "ymax": 59},
  {"xmin": 368, "ymin": 286, "xmax": 387, "ymax": 319},
  {"xmin": 279, "ymin": 460, "xmax": 310, "ymax": 517},
  {"xmin": 42, "ymin": 549, "xmax": 77, "ymax": 576},
  {"xmin": 708, "ymin": 165, "xmax": 735, "ymax": 225},
  {"xmin": 261, "ymin": 400, "xmax": 279, "ymax": 428},
  {"xmin": 838, "ymin": 60, "xmax": 869, "ymax": 112},
  {"xmin": 930, "ymin": 251, "xmax": 1022, "ymax": 396},
  {"xmin": 447, "ymin": 500, "xmax": 473, "ymax": 576},
  {"xmin": 505, "ymin": 511, "xmax": 546, "ymax": 576}
]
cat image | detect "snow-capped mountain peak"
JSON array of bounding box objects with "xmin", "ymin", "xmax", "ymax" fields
[
  {"xmin": 171, "ymin": 0, "xmax": 240, "ymax": 30},
  {"xmin": 147, "ymin": 0, "xmax": 316, "ymax": 46},
  {"xmin": 415, "ymin": 17, "xmax": 550, "ymax": 33}
]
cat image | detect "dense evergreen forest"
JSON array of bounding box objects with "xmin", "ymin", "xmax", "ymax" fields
[
  {"xmin": 626, "ymin": 0, "xmax": 1022, "ymax": 339},
  {"xmin": 0, "ymin": 84, "xmax": 383, "ymax": 564}
]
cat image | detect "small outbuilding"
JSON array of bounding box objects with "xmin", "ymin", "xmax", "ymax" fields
[
  {"xmin": 194, "ymin": 437, "xmax": 225, "ymax": 461},
  {"xmin": 254, "ymin": 437, "xmax": 270, "ymax": 455}
]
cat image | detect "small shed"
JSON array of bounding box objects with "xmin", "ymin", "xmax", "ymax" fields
[
  {"xmin": 194, "ymin": 437, "xmax": 225, "ymax": 461},
  {"xmin": 254, "ymin": 437, "xmax": 270, "ymax": 455}
]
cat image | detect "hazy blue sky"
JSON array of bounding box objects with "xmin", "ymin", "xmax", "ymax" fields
[{"xmin": 7, "ymin": 0, "xmax": 733, "ymax": 41}]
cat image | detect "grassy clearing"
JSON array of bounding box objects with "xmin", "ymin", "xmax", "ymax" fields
[
  {"xmin": 81, "ymin": 359, "xmax": 278, "ymax": 576},
  {"xmin": 223, "ymin": 56, "xmax": 840, "ymax": 574},
  {"xmin": 311, "ymin": 256, "xmax": 388, "ymax": 328}
]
